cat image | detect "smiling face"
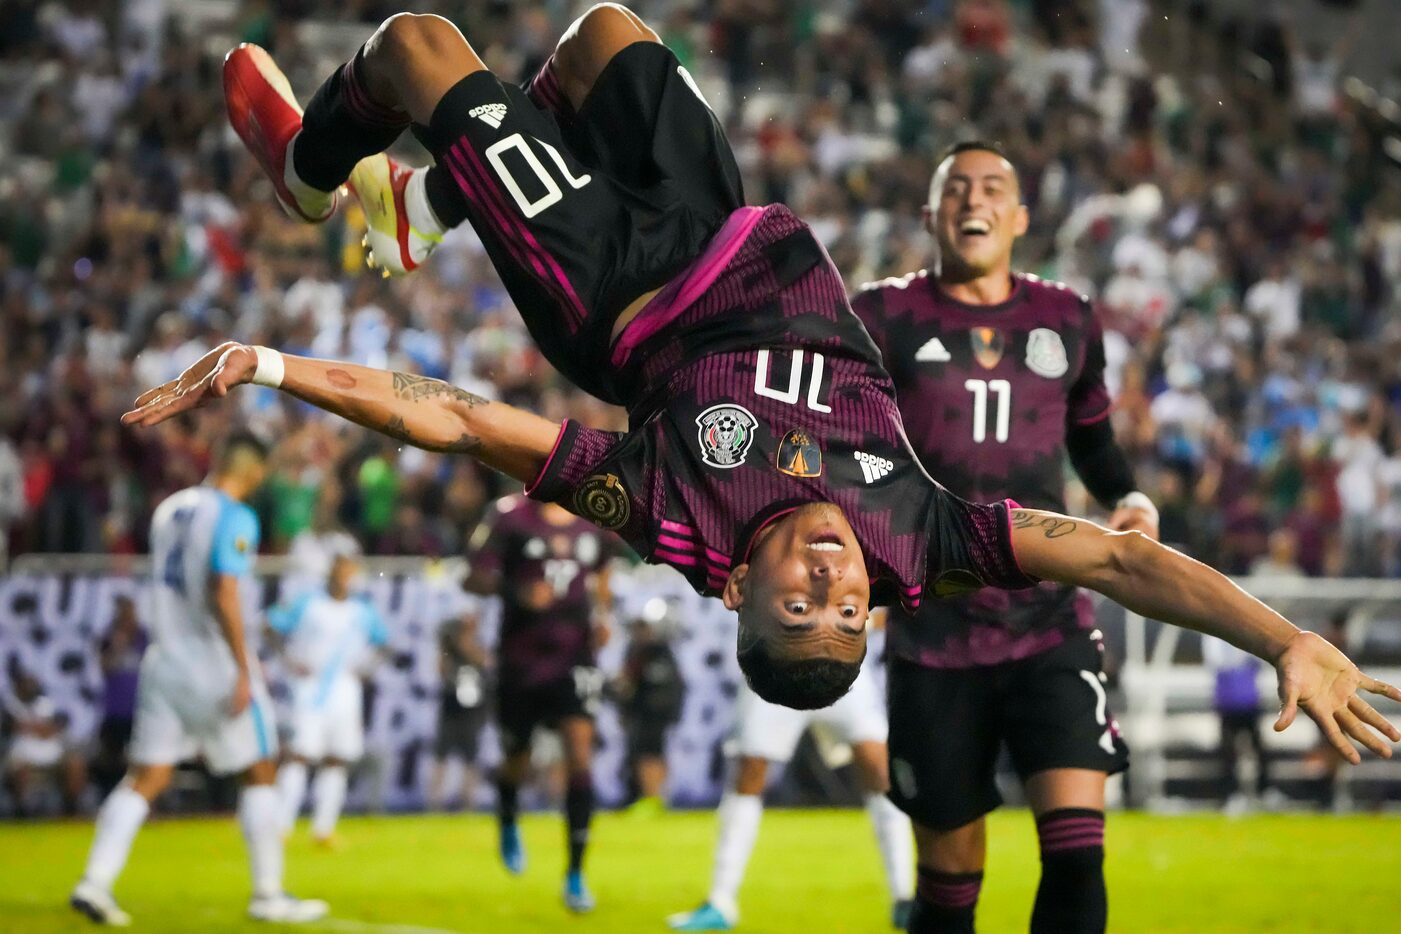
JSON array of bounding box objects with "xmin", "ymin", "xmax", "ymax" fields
[
  {"xmin": 723, "ymin": 503, "xmax": 871, "ymax": 667},
  {"xmin": 926, "ymin": 147, "xmax": 1028, "ymax": 284}
]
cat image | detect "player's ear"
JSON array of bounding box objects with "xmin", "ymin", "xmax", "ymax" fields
[
  {"xmin": 1013, "ymin": 203, "xmax": 1029, "ymax": 237},
  {"xmin": 722, "ymin": 564, "xmax": 749, "ymax": 611},
  {"xmin": 921, "ymin": 204, "xmax": 935, "ymax": 237}
]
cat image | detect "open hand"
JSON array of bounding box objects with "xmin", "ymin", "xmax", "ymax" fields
[
  {"xmin": 121, "ymin": 342, "xmax": 258, "ymax": 428},
  {"xmin": 1274, "ymin": 630, "xmax": 1401, "ymax": 764}
]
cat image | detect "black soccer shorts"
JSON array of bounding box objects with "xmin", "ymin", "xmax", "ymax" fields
[
  {"xmin": 421, "ymin": 42, "xmax": 744, "ymax": 404},
  {"xmin": 886, "ymin": 630, "xmax": 1129, "ymax": 831},
  {"xmin": 495, "ymin": 666, "xmax": 605, "ymax": 758}
]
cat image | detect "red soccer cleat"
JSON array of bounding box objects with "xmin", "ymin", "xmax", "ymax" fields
[{"xmin": 223, "ymin": 44, "xmax": 338, "ymax": 223}]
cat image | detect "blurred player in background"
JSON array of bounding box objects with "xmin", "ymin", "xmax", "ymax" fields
[
  {"xmin": 852, "ymin": 143, "xmax": 1156, "ymax": 934},
  {"xmin": 668, "ymin": 637, "xmax": 913, "ymax": 932},
  {"xmin": 427, "ymin": 611, "xmax": 491, "ymax": 811},
  {"xmin": 70, "ymin": 433, "xmax": 326, "ymax": 925},
  {"xmin": 3, "ymin": 666, "xmax": 85, "ymax": 816},
  {"xmin": 270, "ymin": 552, "xmax": 388, "ymax": 845},
  {"xmin": 614, "ymin": 598, "xmax": 686, "ymax": 815},
  {"xmin": 465, "ymin": 495, "xmax": 615, "ymax": 913}
]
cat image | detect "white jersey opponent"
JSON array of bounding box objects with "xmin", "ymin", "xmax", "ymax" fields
[
  {"xmin": 129, "ymin": 485, "xmax": 277, "ymax": 773},
  {"xmin": 270, "ymin": 591, "xmax": 387, "ymax": 761},
  {"xmin": 732, "ymin": 661, "xmax": 887, "ymax": 764}
]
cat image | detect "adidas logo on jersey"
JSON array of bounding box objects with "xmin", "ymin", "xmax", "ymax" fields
[
  {"xmin": 914, "ymin": 337, "xmax": 951, "ymax": 362},
  {"xmin": 854, "ymin": 451, "xmax": 894, "ymax": 484},
  {"xmin": 470, "ymin": 103, "xmax": 508, "ymax": 128}
]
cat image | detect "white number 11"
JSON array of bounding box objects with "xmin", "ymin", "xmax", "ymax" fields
[{"xmin": 965, "ymin": 378, "xmax": 1011, "ymax": 443}]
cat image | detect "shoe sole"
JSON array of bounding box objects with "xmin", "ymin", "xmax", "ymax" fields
[
  {"xmin": 70, "ymin": 894, "xmax": 129, "ymax": 927},
  {"xmin": 224, "ymin": 45, "xmax": 334, "ymax": 223}
]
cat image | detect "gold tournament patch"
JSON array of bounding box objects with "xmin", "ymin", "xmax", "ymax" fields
[
  {"xmin": 573, "ymin": 473, "xmax": 631, "ymax": 531},
  {"xmin": 776, "ymin": 428, "xmax": 823, "ymax": 478},
  {"xmin": 235, "ymin": 537, "xmax": 249, "ymax": 554},
  {"xmin": 970, "ymin": 327, "xmax": 1005, "ymax": 369}
]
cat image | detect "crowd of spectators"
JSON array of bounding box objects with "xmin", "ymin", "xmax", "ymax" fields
[{"xmin": 2, "ymin": 0, "xmax": 1400, "ymax": 583}]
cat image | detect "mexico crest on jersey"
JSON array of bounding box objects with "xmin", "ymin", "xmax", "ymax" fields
[
  {"xmin": 696, "ymin": 404, "xmax": 757, "ymax": 469},
  {"xmin": 776, "ymin": 428, "xmax": 822, "ymax": 478},
  {"xmin": 970, "ymin": 327, "xmax": 1005, "ymax": 369},
  {"xmin": 1025, "ymin": 328, "xmax": 1069, "ymax": 378}
]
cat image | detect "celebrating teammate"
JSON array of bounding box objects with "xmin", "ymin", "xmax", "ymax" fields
[
  {"xmin": 125, "ymin": 5, "xmax": 1400, "ymax": 769},
  {"xmin": 465, "ymin": 495, "xmax": 616, "ymax": 912},
  {"xmin": 852, "ymin": 142, "xmax": 1151, "ymax": 934},
  {"xmin": 70, "ymin": 434, "xmax": 326, "ymax": 925},
  {"xmin": 668, "ymin": 650, "xmax": 913, "ymax": 931},
  {"xmin": 270, "ymin": 552, "xmax": 388, "ymax": 846}
]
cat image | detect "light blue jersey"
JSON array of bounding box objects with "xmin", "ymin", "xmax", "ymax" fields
[
  {"xmin": 148, "ymin": 485, "xmax": 260, "ymax": 671},
  {"xmin": 269, "ymin": 592, "xmax": 387, "ymax": 711}
]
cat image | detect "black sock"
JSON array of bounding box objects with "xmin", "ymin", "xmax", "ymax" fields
[
  {"xmin": 423, "ymin": 161, "xmax": 470, "ymax": 228},
  {"xmin": 495, "ymin": 777, "xmax": 519, "ymax": 828},
  {"xmin": 564, "ymin": 773, "xmax": 594, "ymax": 874},
  {"xmin": 294, "ymin": 49, "xmax": 411, "ymax": 192},
  {"xmin": 907, "ymin": 866, "xmax": 981, "ymax": 933},
  {"xmin": 1031, "ymin": 808, "xmax": 1107, "ymax": 934}
]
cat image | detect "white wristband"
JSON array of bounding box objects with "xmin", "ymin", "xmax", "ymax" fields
[
  {"xmin": 1115, "ymin": 491, "xmax": 1158, "ymax": 523},
  {"xmin": 251, "ymin": 345, "xmax": 284, "ymax": 388}
]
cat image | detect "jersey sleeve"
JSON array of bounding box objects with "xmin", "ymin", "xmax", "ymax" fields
[
  {"xmin": 1066, "ymin": 301, "xmax": 1113, "ymax": 426},
  {"xmin": 267, "ymin": 592, "xmax": 315, "ymax": 634},
  {"xmin": 209, "ymin": 500, "xmax": 260, "ymax": 577},
  {"xmin": 360, "ymin": 599, "xmax": 389, "ymax": 647},
  {"xmin": 926, "ymin": 489, "xmax": 1039, "ymax": 594}
]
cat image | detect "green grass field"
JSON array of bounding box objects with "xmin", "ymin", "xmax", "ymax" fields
[{"xmin": 4, "ymin": 808, "xmax": 1398, "ymax": 933}]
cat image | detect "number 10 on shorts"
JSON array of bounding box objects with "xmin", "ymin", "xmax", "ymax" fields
[{"xmin": 485, "ymin": 132, "xmax": 592, "ymax": 218}]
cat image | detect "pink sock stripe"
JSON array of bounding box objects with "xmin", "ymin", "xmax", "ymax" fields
[
  {"xmin": 1041, "ymin": 832, "xmax": 1105, "ymax": 853},
  {"xmin": 1039, "ymin": 817, "xmax": 1105, "ymax": 832},
  {"xmin": 447, "ymin": 144, "xmax": 582, "ymax": 325},
  {"xmin": 341, "ymin": 60, "xmax": 410, "ymax": 127},
  {"xmin": 919, "ymin": 881, "xmax": 981, "ymax": 909},
  {"xmin": 527, "ymin": 55, "xmax": 570, "ymax": 116},
  {"xmin": 454, "ymin": 139, "xmax": 587, "ymax": 324}
]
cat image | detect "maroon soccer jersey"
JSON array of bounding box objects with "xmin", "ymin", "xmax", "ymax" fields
[
  {"xmin": 527, "ymin": 205, "xmax": 1035, "ymax": 612},
  {"xmin": 468, "ymin": 496, "xmax": 613, "ymax": 686},
  {"xmin": 851, "ymin": 270, "xmax": 1109, "ymax": 668}
]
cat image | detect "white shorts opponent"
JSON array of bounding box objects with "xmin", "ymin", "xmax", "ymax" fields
[
  {"xmin": 128, "ymin": 646, "xmax": 277, "ymax": 775},
  {"xmin": 733, "ymin": 662, "xmax": 888, "ymax": 763},
  {"xmin": 287, "ymin": 677, "xmax": 365, "ymax": 762}
]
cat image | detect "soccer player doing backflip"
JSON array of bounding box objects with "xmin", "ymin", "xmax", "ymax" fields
[{"xmin": 127, "ymin": 3, "xmax": 1397, "ymax": 811}]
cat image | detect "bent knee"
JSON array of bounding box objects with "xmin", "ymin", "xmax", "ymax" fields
[
  {"xmin": 555, "ymin": 4, "xmax": 659, "ymax": 94},
  {"xmin": 369, "ymin": 13, "xmax": 469, "ymax": 65}
]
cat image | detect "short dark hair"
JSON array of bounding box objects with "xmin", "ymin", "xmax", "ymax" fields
[
  {"xmin": 939, "ymin": 138, "xmax": 1014, "ymax": 165},
  {"xmin": 737, "ymin": 634, "xmax": 865, "ymax": 710},
  {"xmin": 215, "ymin": 429, "xmax": 270, "ymax": 468}
]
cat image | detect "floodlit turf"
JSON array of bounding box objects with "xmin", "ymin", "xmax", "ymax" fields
[{"xmin": 5, "ymin": 808, "xmax": 1399, "ymax": 933}]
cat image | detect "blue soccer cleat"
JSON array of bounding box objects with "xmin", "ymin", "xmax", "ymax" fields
[
  {"xmin": 666, "ymin": 902, "xmax": 737, "ymax": 931},
  {"xmin": 499, "ymin": 823, "xmax": 526, "ymax": 875},
  {"xmin": 563, "ymin": 870, "xmax": 595, "ymax": 913}
]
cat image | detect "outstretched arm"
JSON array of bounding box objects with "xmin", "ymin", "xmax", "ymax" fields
[
  {"xmin": 121, "ymin": 342, "xmax": 561, "ymax": 485},
  {"xmin": 1008, "ymin": 507, "xmax": 1401, "ymax": 764}
]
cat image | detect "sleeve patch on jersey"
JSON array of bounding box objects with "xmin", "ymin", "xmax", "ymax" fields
[
  {"xmin": 776, "ymin": 429, "xmax": 823, "ymax": 478},
  {"xmin": 573, "ymin": 473, "xmax": 631, "ymax": 531},
  {"xmin": 235, "ymin": 536, "xmax": 249, "ymax": 554},
  {"xmin": 1025, "ymin": 328, "xmax": 1069, "ymax": 378}
]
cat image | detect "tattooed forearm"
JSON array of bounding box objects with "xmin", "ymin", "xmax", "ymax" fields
[
  {"xmin": 381, "ymin": 415, "xmax": 480, "ymax": 454},
  {"xmin": 1011, "ymin": 509, "xmax": 1078, "ymax": 539},
  {"xmin": 391, "ymin": 372, "xmax": 489, "ymax": 407}
]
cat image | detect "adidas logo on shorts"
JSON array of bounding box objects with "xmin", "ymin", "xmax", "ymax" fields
[
  {"xmin": 470, "ymin": 103, "xmax": 508, "ymax": 128},
  {"xmin": 854, "ymin": 451, "xmax": 894, "ymax": 484}
]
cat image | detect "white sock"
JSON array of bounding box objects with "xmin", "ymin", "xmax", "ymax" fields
[
  {"xmin": 865, "ymin": 793, "xmax": 915, "ymax": 901},
  {"xmin": 404, "ymin": 168, "xmax": 448, "ymax": 236},
  {"xmin": 238, "ymin": 784, "xmax": 285, "ymax": 899},
  {"xmin": 277, "ymin": 761, "xmax": 309, "ymax": 833},
  {"xmin": 82, "ymin": 786, "xmax": 150, "ymax": 892},
  {"xmin": 311, "ymin": 766, "xmax": 348, "ymax": 840},
  {"xmin": 706, "ymin": 793, "xmax": 763, "ymax": 920}
]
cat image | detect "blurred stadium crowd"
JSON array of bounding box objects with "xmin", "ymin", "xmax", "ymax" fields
[{"xmin": 1, "ymin": 0, "xmax": 1399, "ymax": 584}]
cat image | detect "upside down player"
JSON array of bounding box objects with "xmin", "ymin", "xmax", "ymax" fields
[
  {"xmin": 129, "ymin": 4, "xmax": 1398, "ymax": 799},
  {"xmin": 464, "ymin": 495, "xmax": 615, "ymax": 912},
  {"xmin": 853, "ymin": 142, "xmax": 1153, "ymax": 933}
]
